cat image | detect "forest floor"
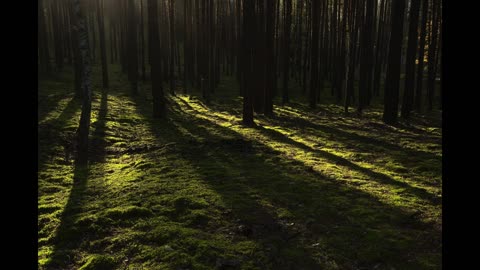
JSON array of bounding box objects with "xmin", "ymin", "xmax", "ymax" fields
[{"xmin": 38, "ymin": 65, "xmax": 442, "ymax": 270}]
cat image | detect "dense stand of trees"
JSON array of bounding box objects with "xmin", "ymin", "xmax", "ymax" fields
[{"xmin": 38, "ymin": 0, "xmax": 442, "ymax": 164}]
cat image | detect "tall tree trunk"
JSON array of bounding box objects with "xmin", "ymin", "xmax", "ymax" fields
[
  {"xmin": 372, "ymin": 0, "xmax": 387, "ymax": 97},
  {"xmin": 414, "ymin": 0, "xmax": 428, "ymax": 112},
  {"xmin": 69, "ymin": 1, "xmax": 82, "ymax": 98},
  {"xmin": 140, "ymin": 0, "xmax": 146, "ymax": 81},
  {"xmin": 344, "ymin": 0, "xmax": 360, "ymax": 113},
  {"xmin": 242, "ymin": 0, "xmax": 254, "ymax": 126},
  {"xmin": 427, "ymin": 0, "xmax": 439, "ymax": 111},
  {"xmin": 264, "ymin": 0, "xmax": 275, "ymax": 115},
  {"xmin": 253, "ymin": 0, "xmax": 266, "ymax": 114},
  {"xmin": 358, "ymin": 0, "xmax": 374, "ymax": 115},
  {"xmin": 281, "ymin": 0, "xmax": 292, "ymax": 104},
  {"xmin": 148, "ymin": 0, "xmax": 166, "ymax": 118},
  {"xmin": 184, "ymin": 0, "xmax": 189, "ymax": 93},
  {"xmin": 38, "ymin": 0, "xmax": 51, "ymax": 73},
  {"xmin": 52, "ymin": 0, "xmax": 64, "ymax": 71},
  {"xmin": 72, "ymin": 0, "xmax": 93, "ymax": 167},
  {"xmin": 96, "ymin": 0, "xmax": 109, "ymax": 89},
  {"xmin": 401, "ymin": 0, "xmax": 421, "ymax": 119},
  {"xmin": 309, "ymin": 0, "xmax": 320, "ymax": 108},
  {"xmin": 110, "ymin": 19, "xmax": 114, "ymax": 64},
  {"xmin": 336, "ymin": 0, "xmax": 347, "ymax": 103},
  {"xmin": 169, "ymin": 0, "xmax": 176, "ymax": 95},
  {"xmin": 383, "ymin": 0, "xmax": 406, "ymax": 124},
  {"xmin": 127, "ymin": 0, "xmax": 139, "ymax": 95}
]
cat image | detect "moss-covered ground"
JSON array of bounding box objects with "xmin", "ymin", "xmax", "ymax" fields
[{"xmin": 38, "ymin": 65, "xmax": 441, "ymax": 270}]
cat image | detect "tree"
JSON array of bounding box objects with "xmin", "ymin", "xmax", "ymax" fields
[
  {"xmin": 127, "ymin": 0, "xmax": 139, "ymax": 95},
  {"xmin": 358, "ymin": 0, "xmax": 375, "ymax": 115},
  {"xmin": 52, "ymin": 0, "xmax": 64, "ymax": 71},
  {"xmin": 38, "ymin": 0, "xmax": 51, "ymax": 73},
  {"xmin": 242, "ymin": 0, "xmax": 255, "ymax": 126},
  {"xmin": 383, "ymin": 0, "xmax": 406, "ymax": 124},
  {"xmin": 309, "ymin": 0, "xmax": 320, "ymax": 109},
  {"xmin": 96, "ymin": 0, "xmax": 109, "ymax": 89},
  {"xmin": 282, "ymin": 0, "xmax": 292, "ymax": 104},
  {"xmin": 427, "ymin": 0, "xmax": 440, "ymax": 111},
  {"xmin": 169, "ymin": 0, "xmax": 176, "ymax": 95},
  {"xmin": 140, "ymin": 0, "xmax": 146, "ymax": 81},
  {"xmin": 148, "ymin": 0, "xmax": 166, "ymax": 118},
  {"xmin": 401, "ymin": 0, "xmax": 421, "ymax": 119},
  {"xmin": 264, "ymin": 0, "xmax": 275, "ymax": 115},
  {"xmin": 344, "ymin": 0, "xmax": 361, "ymax": 113},
  {"xmin": 72, "ymin": 0, "xmax": 93, "ymax": 167},
  {"xmin": 414, "ymin": 0, "xmax": 429, "ymax": 112}
]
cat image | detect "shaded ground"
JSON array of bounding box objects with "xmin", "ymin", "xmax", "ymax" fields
[{"xmin": 38, "ymin": 65, "xmax": 441, "ymax": 270}]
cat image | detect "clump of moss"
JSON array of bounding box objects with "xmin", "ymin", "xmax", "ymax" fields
[
  {"xmin": 78, "ymin": 255, "xmax": 117, "ymax": 270},
  {"xmin": 103, "ymin": 206, "xmax": 153, "ymax": 220}
]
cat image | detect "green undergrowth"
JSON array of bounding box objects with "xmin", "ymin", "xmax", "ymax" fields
[{"xmin": 38, "ymin": 65, "xmax": 441, "ymax": 269}]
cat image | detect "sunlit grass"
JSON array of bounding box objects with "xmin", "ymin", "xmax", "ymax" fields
[
  {"xmin": 173, "ymin": 95, "xmax": 441, "ymax": 223},
  {"xmin": 38, "ymin": 65, "xmax": 441, "ymax": 269}
]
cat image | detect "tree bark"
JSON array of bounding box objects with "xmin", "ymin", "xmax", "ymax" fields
[
  {"xmin": 72, "ymin": 0, "xmax": 93, "ymax": 167},
  {"xmin": 281, "ymin": 0, "xmax": 292, "ymax": 105},
  {"xmin": 96, "ymin": 0, "xmax": 109, "ymax": 89},
  {"xmin": 383, "ymin": 0, "xmax": 406, "ymax": 125},
  {"xmin": 401, "ymin": 0, "xmax": 421, "ymax": 119},
  {"xmin": 414, "ymin": 0, "xmax": 429, "ymax": 112},
  {"xmin": 148, "ymin": 0, "xmax": 166, "ymax": 118}
]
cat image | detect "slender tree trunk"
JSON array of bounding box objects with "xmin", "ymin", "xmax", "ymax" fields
[
  {"xmin": 372, "ymin": 0, "xmax": 387, "ymax": 97},
  {"xmin": 358, "ymin": 0, "xmax": 374, "ymax": 115},
  {"xmin": 414, "ymin": 0, "xmax": 428, "ymax": 112},
  {"xmin": 344, "ymin": 0, "xmax": 360, "ymax": 113},
  {"xmin": 184, "ymin": 0, "xmax": 189, "ymax": 93},
  {"xmin": 69, "ymin": 1, "xmax": 82, "ymax": 98},
  {"xmin": 148, "ymin": 0, "xmax": 166, "ymax": 118},
  {"xmin": 264, "ymin": 0, "xmax": 275, "ymax": 115},
  {"xmin": 383, "ymin": 0, "xmax": 406, "ymax": 124},
  {"xmin": 427, "ymin": 0, "xmax": 439, "ymax": 111},
  {"xmin": 309, "ymin": 0, "xmax": 320, "ymax": 108},
  {"xmin": 38, "ymin": 0, "xmax": 51, "ymax": 73},
  {"xmin": 96, "ymin": 0, "xmax": 109, "ymax": 89},
  {"xmin": 282, "ymin": 0, "xmax": 292, "ymax": 104},
  {"xmin": 72, "ymin": 0, "xmax": 93, "ymax": 167},
  {"xmin": 169, "ymin": 0, "xmax": 176, "ymax": 95},
  {"xmin": 242, "ymin": 0, "xmax": 254, "ymax": 126},
  {"xmin": 401, "ymin": 0, "xmax": 421, "ymax": 119},
  {"xmin": 127, "ymin": 0, "xmax": 138, "ymax": 95},
  {"xmin": 109, "ymin": 20, "xmax": 114, "ymax": 64},
  {"xmin": 140, "ymin": 0, "xmax": 146, "ymax": 81},
  {"xmin": 52, "ymin": 0, "xmax": 64, "ymax": 71}
]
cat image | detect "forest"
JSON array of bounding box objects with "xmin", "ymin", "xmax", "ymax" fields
[{"xmin": 38, "ymin": 0, "xmax": 442, "ymax": 269}]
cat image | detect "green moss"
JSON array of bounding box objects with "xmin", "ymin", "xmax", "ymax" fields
[
  {"xmin": 38, "ymin": 64, "xmax": 441, "ymax": 270},
  {"xmin": 78, "ymin": 255, "xmax": 117, "ymax": 270},
  {"xmin": 103, "ymin": 206, "xmax": 153, "ymax": 220}
]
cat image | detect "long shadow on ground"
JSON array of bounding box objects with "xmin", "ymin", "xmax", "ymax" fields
[
  {"xmin": 130, "ymin": 95, "xmax": 441, "ymax": 269},
  {"xmin": 45, "ymin": 91, "xmax": 110, "ymax": 269}
]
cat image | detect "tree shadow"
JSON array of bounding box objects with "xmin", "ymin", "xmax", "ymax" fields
[
  {"xmin": 171, "ymin": 95, "xmax": 440, "ymax": 202},
  {"xmin": 90, "ymin": 90, "xmax": 109, "ymax": 163},
  {"xmin": 181, "ymin": 96, "xmax": 441, "ymax": 181},
  {"xmin": 43, "ymin": 164, "xmax": 91, "ymax": 269},
  {"xmin": 38, "ymin": 94, "xmax": 72, "ymax": 123},
  {"xmin": 43, "ymin": 92, "xmax": 110, "ymax": 269},
  {"xmin": 38, "ymin": 97, "xmax": 82, "ymax": 171},
  {"xmin": 265, "ymin": 113, "xmax": 441, "ymax": 162},
  {"xmin": 252, "ymin": 125, "xmax": 441, "ymax": 205},
  {"xmin": 131, "ymin": 97, "xmax": 441, "ymax": 269}
]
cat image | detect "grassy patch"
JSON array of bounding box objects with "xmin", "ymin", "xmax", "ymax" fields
[{"xmin": 38, "ymin": 64, "xmax": 441, "ymax": 269}]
